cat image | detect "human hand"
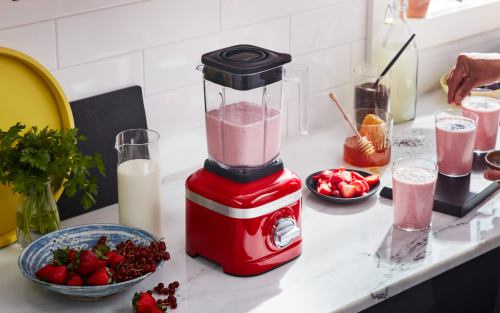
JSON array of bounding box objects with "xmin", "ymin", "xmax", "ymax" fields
[
  {"xmin": 484, "ymin": 170, "xmax": 500, "ymax": 185},
  {"xmin": 447, "ymin": 53, "xmax": 500, "ymax": 105}
]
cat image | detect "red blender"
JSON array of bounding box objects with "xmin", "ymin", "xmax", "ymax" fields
[{"xmin": 185, "ymin": 45, "xmax": 309, "ymax": 276}]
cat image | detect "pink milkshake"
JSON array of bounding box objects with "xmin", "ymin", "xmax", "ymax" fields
[
  {"xmin": 393, "ymin": 166, "xmax": 437, "ymax": 231},
  {"xmin": 435, "ymin": 111, "xmax": 478, "ymax": 177},
  {"xmin": 205, "ymin": 101, "xmax": 281, "ymax": 171},
  {"xmin": 462, "ymin": 96, "xmax": 500, "ymax": 152}
]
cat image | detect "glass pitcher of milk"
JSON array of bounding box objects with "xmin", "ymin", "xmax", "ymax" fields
[{"xmin": 115, "ymin": 129, "xmax": 162, "ymax": 237}]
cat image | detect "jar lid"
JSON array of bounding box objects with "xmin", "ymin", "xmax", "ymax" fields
[
  {"xmin": 201, "ymin": 44, "xmax": 291, "ymax": 75},
  {"xmin": 201, "ymin": 45, "xmax": 291, "ymax": 90}
]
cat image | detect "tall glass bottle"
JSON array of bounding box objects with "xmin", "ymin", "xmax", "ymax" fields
[{"xmin": 377, "ymin": 0, "xmax": 418, "ymax": 124}]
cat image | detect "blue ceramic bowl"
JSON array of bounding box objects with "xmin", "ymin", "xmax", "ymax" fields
[{"xmin": 18, "ymin": 223, "xmax": 165, "ymax": 301}]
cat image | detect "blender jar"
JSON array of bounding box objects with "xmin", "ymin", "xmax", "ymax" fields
[{"xmin": 198, "ymin": 45, "xmax": 309, "ymax": 174}]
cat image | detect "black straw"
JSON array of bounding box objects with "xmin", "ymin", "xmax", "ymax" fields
[{"xmin": 373, "ymin": 34, "xmax": 416, "ymax": 88}]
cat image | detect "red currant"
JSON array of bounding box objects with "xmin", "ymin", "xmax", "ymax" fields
[
  {"xmin": 171, "ymin": 302, "xmax": 177, "ymax": 309},
  {"xmin": 168, "ymin": 283, "xmax": 174, "ymax": 289},
  {"xmin": 158, "ymin": 283, "xmax": 164, "ymax": 289},
  {"xmin": 147, "ymin": 290, "xmax": 153, "ymax": 295},
  {"xmin": 157, "ymin": 299, "xmax": 162, "ymax": 304},
  {"xmin": 173, "ymin": 281, "xmax": 179, "ymax": 288},
  {"xmin": 169, "ymin": 288, "xmax": 175, "ymax": 295},
  {"xmin": 162, "ymin": 289, "xmax": 169, "ymax": 295}
]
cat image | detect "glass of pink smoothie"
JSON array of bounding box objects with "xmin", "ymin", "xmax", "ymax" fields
[
  {"xmin": 462, "ymin": 93, "xmax": 500, "ymax": 152},
  {"xmin": 392, "ymin": 158, "xmax": 438, "ymax": 231},
  {"xmin": 435, "ymin": 109, "xmax": 478, "ymax": 177}
]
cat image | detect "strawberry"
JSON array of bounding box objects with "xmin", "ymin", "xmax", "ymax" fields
[
  {"xmin": 66, "ymin": 272, "xmax": 83, "ymax": 286},
  {"xmin": 337, "ymin": 181, "xmax": 348, "ymax": 190},
  {"xmin": 359, "ymin": 180, "xmax": 370, "ymax": 193},
  {"xmin": 318, "ymin": 178, "xmax": 331, "ymax": 187},
  {"xmin": 329, "ymin": 173, "xmax": 345, "ymax": 184},
  {"xmin": 332, "ymin": 190, "xmax": 340, "ymax": 198},
  {"xmin": 149, "ymin": 306, "xmax": 166, "ymax": 313},
  {"xmin": 105, "ymin": 252, "xmax": 117, "ymax": 267},
  {"xmin": 351, "ymin": 172, "xmax": 366, "ymax": 181},
  {"xmin": 109, "ymin": 253, "xmax": 126, "ymax": 271},
  {"xmin": 333, "ymin": 167, "xmax": 346, "ymax": 173},
  {"xmin": 92, "ymin": 243, "xmax": 111, "ymax": 268},
  {"xmin": 75, "ymin": 250, "xmax": 101, "ymax": 276},
  {"xmin": 340, "ymin": 184, "xmax": 357, "ymax": 198},
  {"xmin": 52, "ymin": 247, "xmax": 70, "ymax": 266},
  {"xmin": 132, "ymin": 291, "xmax": 158, "ymax": 313},
  {"xmin": 365, "ymin": 174, "xmax": 380, "ymax": 185},
  {"xmin": 48, "ymin": 265, "xmax": 68, "ymax": 285},
  {"xmin": 35, "ymin": 264, "xmax": 55, "ymax": 282},
  {"xmin": 317, "ymin": 183, "xmax": 332, "ymax": 196},
  {"xmin": 87, "ymin": 267, "xmax": 114, "ymax": 286},
  {"xmin": 312, "ymin": 174, "xmax": 322, "ymax": 181},
  {"xmin": 349, "ymin": 181, "xmax": 364, "ymax": 196},
  {"xmin": 320, "ymin": 170, "xmax": 333, "ymax": 179},
  {"xmin": 340, "ymin": 171, "xmax": 353, "ymax": 183}
]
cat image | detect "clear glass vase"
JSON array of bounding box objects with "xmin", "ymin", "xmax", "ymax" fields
[{"xmin": 15, "ymin": 180, "xmax": 60, "ymax": 250}]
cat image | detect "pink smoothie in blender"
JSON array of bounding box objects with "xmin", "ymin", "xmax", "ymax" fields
[
  {"xmin": 435, "ymin": 110, "xmax": 478, "ymax": 177},
  {"xmin": 206, "ymin": 102, "xmax": 281, "ymax": 169},
  {"xmin": 393, "ymin": 165, "xmax": 438, "ymax": 231},
  {"xmin": 461, "ymin": 96, "xmax": 500, "ymax": 152}
]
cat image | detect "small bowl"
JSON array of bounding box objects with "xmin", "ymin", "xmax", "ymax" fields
[
  {"xmin": 306, "ymin": 169, "xmax": 380, "ymax": 204},
  {"xmin": 485, "ymin": 150, "xmax": 500, "ymax": 170},
  {"xmin": 18, "ymin": 223, "xmax": 165, "ymax": 301}
]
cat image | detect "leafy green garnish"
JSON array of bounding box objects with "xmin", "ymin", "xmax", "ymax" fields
[{"xmin": 0, "ymin": 123, "xmax": 106, "ymax": 210}]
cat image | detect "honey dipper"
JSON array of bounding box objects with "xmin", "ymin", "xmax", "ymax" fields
[{"xmin": 329, "ymin": 92, "xmax": 375, "ymax": 155}]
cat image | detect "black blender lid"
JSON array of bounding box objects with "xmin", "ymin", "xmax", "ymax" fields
[{"xmin": 201, "ymin": 45, "xmax": 291, "ymax": 75}]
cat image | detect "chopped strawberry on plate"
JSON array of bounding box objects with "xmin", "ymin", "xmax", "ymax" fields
[
  {"xmin": 349, "ymin": 181, "xmax": 364, "ymax": 196},
  {"xmin": 329, "ymin": 173, "xmax": 345, "ymax": 184},
  {"xmin": 340, "ymin": 184, "xmax": 357, "ymax": 198},
  {"xmin": 333, "ymin": 167, "xmax": 346, "ymax": 173},
  {"xmin": 340, "ymin": 171, "xmax": 353, "ymax": 183},
  {"xmin": 320, "ymin": 170, "xmax": 334, "ymax": 179},
  {"xmin": 365, "ymin": 174, "xmax": 380, "ymax": 185},
  {"xmin": 351, "ymin": 172, "xmax": 366, "ymax": 181},
  {"xmin": 316, "ymin": 183, "xmax": 332, "ymax": 196},
  {"xmin": 358, "ymin": 180, "xmax": 370, "ymax": 193}
]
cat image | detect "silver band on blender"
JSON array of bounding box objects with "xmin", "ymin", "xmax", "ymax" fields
[{"xmin": 186, "ymin": 188, "xmax": 302, "ymax": 219}]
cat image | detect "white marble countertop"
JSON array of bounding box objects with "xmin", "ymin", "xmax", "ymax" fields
[{"xmin": 3, "ymin": 89, "xmax": 500, "ymax": 313}]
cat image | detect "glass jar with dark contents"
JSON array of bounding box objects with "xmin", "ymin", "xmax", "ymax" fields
[{"xmin": 354, "ymin": 65, "xmax": 391, "ymax": 125}]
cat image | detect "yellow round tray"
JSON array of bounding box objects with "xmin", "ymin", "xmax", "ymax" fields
[{"xmin": 0, "ymin": 47, "xmax": 74, "ymax": 247}]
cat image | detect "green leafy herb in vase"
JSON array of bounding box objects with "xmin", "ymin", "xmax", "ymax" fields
[{"xmin": 0, "ymin": 123, "xmax": 106, "ymax": 248}]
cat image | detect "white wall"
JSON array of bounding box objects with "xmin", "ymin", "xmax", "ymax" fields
[{"xmin": 1, "ymin": 0, "xmax": 499, "ymax": 177}]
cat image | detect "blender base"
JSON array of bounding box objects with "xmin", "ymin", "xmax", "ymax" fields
[{"xmin": 186, "ymin": 251, "xmax": 302, "ymax": 277}]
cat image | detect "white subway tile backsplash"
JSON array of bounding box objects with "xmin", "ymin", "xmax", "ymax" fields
[
  {"xmin": 288, "ymin": 83, "xmax": 353, "ymax": 136},
  {"xmin": 0, "ymin": 0, "xmax": 140, "ymax": 30},
  {"xmin": 144, "ymin": 83, "xmax": 205, "ymax": 138},
  {"xmin": 350, "ymin": 39, "xmax": 367, "ymax": 82},
  {"xmin": 51, "ymin": 52, "xmax": 143, "ymax": 101},
  {"xmin": 419, "ymin": 40, "xmax": 459, "ymax": 62},
  {"xmin": 417, "ymin": 51, "xmax": 459, "ymax": 95},
  {"xmin": 290, "ymin": 44, "xmax": 351, "ymax": 98},
  {"xmin": 144, "ymin": 17, "xmax": 289, "ymax": 96},
  {"xmin": 460, "ymin": 28, "xmax": 500, "ymax": 50},
  {"xmin": 221, "ymin": 0, "xmax": 351, "ymax": 30},
  {"xmin": 57, "ymin": 0, "xmax": 219, "ymax": 68},
  {"xmin": 0, "ymin": 21, "xmax": 57, "ymax": 70},
  {"xmin": 160, "ymin": 127, "xmax": 207, "ymax": 177},
  {"xmin": 290, "ymin": 0, "xmax": 367, "ymax": 56}
]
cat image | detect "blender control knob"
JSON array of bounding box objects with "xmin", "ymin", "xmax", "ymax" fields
[{"xmin": 274, "ymin": 218, "xmax": 300, "ymax": 248}]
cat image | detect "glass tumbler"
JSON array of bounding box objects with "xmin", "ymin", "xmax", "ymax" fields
[
  {"xmin": 435, "ymin": 110, "xmax": 478, "ymax": 177},
  {"xmin": 115, "ymin": 129, "xmax": 162, "ymax": 237},
  {"xmin": 392, "ymin": 158, "xmax": 438, "ymax": 231},
  {"xmin": 462, "ymin": 89, "xmax": 500, "ymax": 152},
  {"xmin": 354, "ymin": 65, "xmax": 391, "ymax": 113},
  {"xmin": 343, "ymin": 108, "xmax": 393, "ymax": 168}
]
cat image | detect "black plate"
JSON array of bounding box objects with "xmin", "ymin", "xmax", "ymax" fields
[{"xmin": 306, "ymin": 169, "xmax": 380, "ymax": 204}]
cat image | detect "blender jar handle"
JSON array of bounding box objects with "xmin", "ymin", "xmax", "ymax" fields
[{"xmin": 284, "ymin": 63, "xmax": 309, "ymax": 135}]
